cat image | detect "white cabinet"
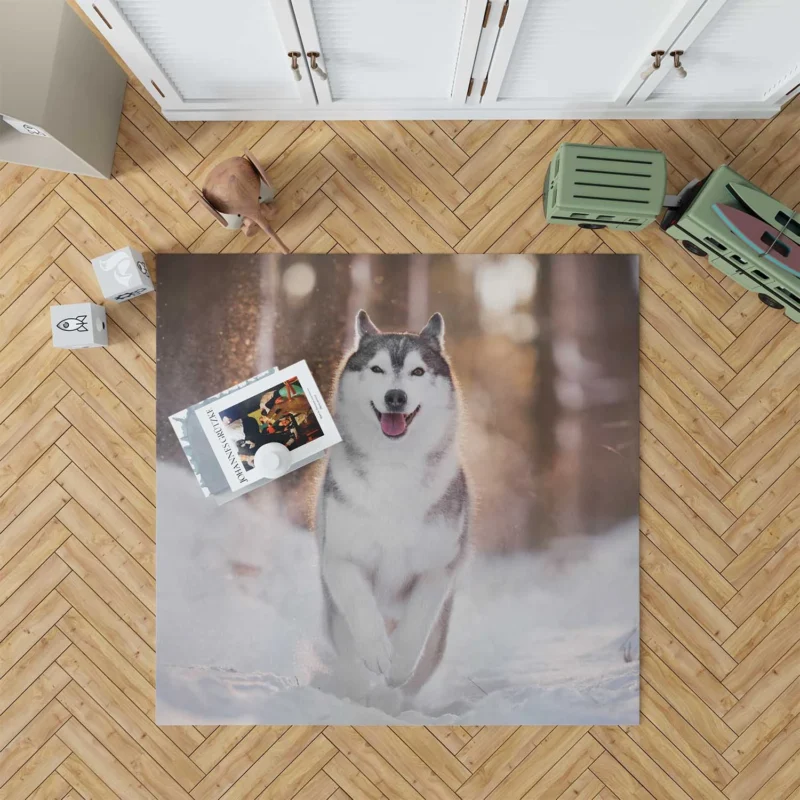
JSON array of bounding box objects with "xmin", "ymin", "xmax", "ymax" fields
[
  {"xmin": 478, "ymin": 0, "xmax": 703, "ymax": 107},
  {"xmin": 79, "ymin": 0, "xmax": 316, "ymax": 112},
  {"xmin": 477, "ymin": 0, "xmax": 799, "ymax": 115},
  {"xmin": 76, "ymin": 0, "xmax": 800, "ymax": 120},
  {"xmin": 631, "ymin": 0, "xmax": 800, "ymax": 109},
  {"xmin": 290, "ymin": 0, "xmax": 483, "ymax": 108}
]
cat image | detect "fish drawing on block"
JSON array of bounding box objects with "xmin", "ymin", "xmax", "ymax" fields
[
  {"xmin": 712, "ymin": 204, "xmax": 800, "ymax": 277},
  {"xmin": 56, "ymin": 315, "xmax": 89, "ymax": 332}
]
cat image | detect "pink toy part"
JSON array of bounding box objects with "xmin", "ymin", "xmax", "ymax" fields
[{"xmin": 713, "ymin": 204, "xmax": 800, "ymax": 276}]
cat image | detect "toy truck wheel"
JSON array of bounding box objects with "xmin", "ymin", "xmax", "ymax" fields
[
  {"xmin": 578, "ymin": 223, "xmax": 607, "ymax": 229},
  {"xmin": 682, "ymin": 240, "xmax": 707, "ymax": 257},
  {"xmin": 758, "ymin": 293, "xmax": 784, "ymax": 310}
]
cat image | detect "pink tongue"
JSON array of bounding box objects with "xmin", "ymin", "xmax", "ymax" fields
[{"xmin": 380, "ymin": 412, "xmax": 407, "ymax": 437}]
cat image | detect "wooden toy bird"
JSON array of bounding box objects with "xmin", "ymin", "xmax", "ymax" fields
[{"xmin": 196, "ymin": 148, "xmax": 289, "ymax": 254}]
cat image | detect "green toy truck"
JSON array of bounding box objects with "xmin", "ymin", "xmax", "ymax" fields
[
  {"xmin": 544, "ymin": 142, "xmax": 800, "ymax": 323},
  {"xmin": 543, "ymin": 143, "xmax": 667, "ymax": 231},
  {"xmin": 660, "ymin": 165, "xmax": 800, "ymax": 323}
]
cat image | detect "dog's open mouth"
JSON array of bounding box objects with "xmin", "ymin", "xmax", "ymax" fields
[{"xmin": 371, "ymin": 403, "xmax": 420, "ymax": 438}]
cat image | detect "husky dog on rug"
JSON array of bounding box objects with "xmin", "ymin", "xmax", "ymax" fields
[{"xmin": 316, "ymin": 310, "xmax": 470, "ymax": 697}]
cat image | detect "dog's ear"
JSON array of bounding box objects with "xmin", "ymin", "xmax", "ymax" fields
[
  {"xmin": 419, "ymin": 313, "xmax": 445, "ymax": 350},
  {"xmin": 355, "ymin": 310, "xmax": 380, "ymax": 345}
]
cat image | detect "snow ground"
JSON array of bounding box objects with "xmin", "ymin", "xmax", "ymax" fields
[{"xmin": 156, "ymin": 462, "xmax": 639, "ymax": 725}]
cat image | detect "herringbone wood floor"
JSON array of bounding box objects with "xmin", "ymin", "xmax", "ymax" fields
[{"xmin": 2, "ymin": 63, "xmax": 800, "ymax": 800}]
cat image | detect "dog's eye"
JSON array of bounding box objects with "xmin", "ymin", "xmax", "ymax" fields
[
  {"xmin": 370, "ymin": 365, "xmax": 384, "ymax": 374},
  {"xmin": 411, "ymin": 367, "xmax": 425, "ymax": 377}
]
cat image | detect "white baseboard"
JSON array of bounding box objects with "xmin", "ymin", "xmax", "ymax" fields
[{"xmin": 163, "ymin": 103, "xmax": 780, "ymax": 122}]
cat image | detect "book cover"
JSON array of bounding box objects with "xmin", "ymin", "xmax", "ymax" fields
[{"xmin": 170, "ymin": 360, "xmax": 341, "ymax": 500}]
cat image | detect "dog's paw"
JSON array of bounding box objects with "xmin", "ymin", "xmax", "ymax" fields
[
  {"xmin": 366, "ymin": 683, "xmax": 406, "ymax": 715},
  {"xmin": 387, "ymin": 656, "xmax": 416, "ymax": 688},
  {"xmin": 355, "ymin": 629, "xmax": 393, "ymax": 675}
]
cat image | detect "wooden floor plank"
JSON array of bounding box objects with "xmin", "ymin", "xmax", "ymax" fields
[
  {"xmin": 590, "ymin": 751, "xmax": 655, "ymax": 799},
  {"xmin": 207, "ymin": 726, "xmax": 324, "ymax": 800},
  {"xmin": 330, "ymin": 122, "xmax": 468, "ymax": 246},
  {"xmin": 2, "ymin": 71, "xmax": 800, "ymax": 800},
  {"xmin": 0, "ymin": 698, "xmax": 71, "ymax": 789},
  {"xmin": 455, "ymin": 120, "xmax": 590, "ymax": 240},
  {"xmin": 0, "ymin": 387, "xmax": 70, "ymax": 496},
  {"xmin": 454, "ymin": 121, "xmax": 506, "ymax": 155},
  {"xmin": 365, "ymin": 120, "xmax": 469, "ymax": 210},
  {"xmin": 322, "ymin": 135, "xmax": 452, "ymax": 251},
  {"xmin": 0, "ymin": 591, "xmax": 70, "ymax": 681},
  {"xmin": 0, "ymin": 482, "xmax": 71, "ymax": 569},
  {"xmin": 186, "ymin": 121, "xmax": 239, "ymax": 158},
  {"xmin": 639, "ymin": 680, "xmax": 737, "ymax": 790},
  {"xmin": 640, "ymin": 392, "xmax": 735, "ymax": 500},
  {"xmin": 56, "ymin": 573, "xmax": 155, "ymax": 683},
  {"xmin": 457, "ymin": 727, "xmax": 551, "ymax": 800},
  {"xmin": 0, "ymin": 664, "xmax": 70, "ymax": 754},
  {"xmin": 591, "ymin": 725, "xmax": 697, "ymax": 800},
  {"xmin": 111, "ymin": 148, "xmax": 203, "ymax": 249},
  {"xmin": 57, "ymin": 499, "xmax": 154, "ymax": 612},
  {"xmin": 641, "ymin": 613, "xmax": 737, "ymax": 719},
  {"xmin": 56, "ymin": 716, "xmax": 159, "ymax": 800},
  {"xmin": 121, "ymin": 85, "xmax": 202, "ymax": 176},
  {"xmin": 322, "ymin": 751, "xmax": 383, "ymax": 800},
  {"xmin": 56, "ymin": 535, "xmax": 153, "ymax": 645},
  {"xmin": 0, "ymin": 732, "xmax": 70, "ymax": 800},
  {"xmin": 266, "ymin": 122, "xmax": 336, "ymax": 192},
  {"xmin": 116, "ymin": 116, "xmax": 201, "ymax": 212},
  {"xmin": 723, "ymin": 536, "xmax": 800, "ymax": 635},
  {"xmin": 400, "ymin": 120, "xmax": 470, "ymax": 174},
  {"xmin": 56, "ymin": 607, "xmax": 155, "ymax": 717},
  {"xmin": 249, "ymin": 121, "xmax": 312, "ymax": 173},
  {"xmin": 57, "ymin": 680, "xmax": 195, "ymax": 799},
  {"xmin": 0, "ymin": 193, "xmax": 69, "ymax": 278},
  {"xmin": 0, "ymin": 170, "xmax": 66, "ymax": 243},
  {"xmin": 189, "ymin": 726, "xmax": 288, "ymax": 800},
  {"xmin": 640, "ymin": 536, "xmax": 736, "ymax": 644},
  {"xmin": 0, "ymin": 163, "xmax": 36, "ymax": 206},
  {"xmin": 0, "ymin": 228, "xmax": 68, "ymax": 317},
  {"xmin": 55, "ymin": 463, "xmax": 154, "ymax": 575}
]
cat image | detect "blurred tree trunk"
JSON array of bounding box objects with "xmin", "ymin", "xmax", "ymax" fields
[
  {"xmin": 264, "ymin": 255, "xmax": 356, "ymax": 529},
  {"xmin": 531, "ymin": 264, "xmax": 559, "ymax": 543},
  {"xmin": 542, "ymin": 255, "xmax": 639, "ymax": 538}
]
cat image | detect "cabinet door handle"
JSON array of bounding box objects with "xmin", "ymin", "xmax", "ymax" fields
[
  {"xmin": 640, "ymin": 50, "xmax": 665, "ymax": 80},
  {"xmin": 92, "ymin": 4, "xmax": 113, "ymax": 29},
  {"xmin": 288, "ymin": 51, "xmax": 302, "ymax": 81},
  {"xmin": 307, "ymin": 52, "xmax": 328, "ymax": 81},
  {"xmin": 670, "ymin": 50, "xmax": 687, "ymax": 79}
]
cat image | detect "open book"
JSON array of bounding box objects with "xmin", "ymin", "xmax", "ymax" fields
[{"xmin": 169, "ymin": 360, "xmax": 341, "ymax": 503}]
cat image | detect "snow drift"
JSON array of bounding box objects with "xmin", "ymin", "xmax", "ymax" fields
[{"xmin": 156, "ymin": 462, "xmax": 638, "ymax": 725}]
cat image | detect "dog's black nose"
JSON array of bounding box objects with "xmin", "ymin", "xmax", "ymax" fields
[{"xmin": 384, "ymin": 389, "xmax": 407, "ymax": 411}]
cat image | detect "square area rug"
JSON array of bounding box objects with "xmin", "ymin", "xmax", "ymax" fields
[{"xmin": 156, "ymin": 253, "xmax": 640, "ymax": 725}]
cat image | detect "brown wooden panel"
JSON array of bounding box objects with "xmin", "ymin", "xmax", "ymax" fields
[{"xmin": 1, "ymin": 64, "xmax": 800, "ymax": 799}]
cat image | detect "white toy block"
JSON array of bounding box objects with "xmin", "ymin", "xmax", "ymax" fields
[
  {"xmin": 51, "ymin": 303, "xmax": 107, "ymax": 349},
  {"xmin": 91, "ymin": 246, "xmax": 154, "ymax": 302}
]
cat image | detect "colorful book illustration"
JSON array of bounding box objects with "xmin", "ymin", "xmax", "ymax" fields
[
  {"xmin": 727, "ymin": 183, "xmax": 800, "ymax": 246},
  {"xmin": 712, "ymin": 203, "xmax": 800, "ymax": 277},
  {"xmin": 170, "ymin": 360, "xmax": 341, "ymax": 502}
]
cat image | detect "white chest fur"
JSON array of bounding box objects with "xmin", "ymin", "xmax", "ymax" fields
[{"xmin": 323, "ymin": 448, "xmax": 464, "ymax": 605}]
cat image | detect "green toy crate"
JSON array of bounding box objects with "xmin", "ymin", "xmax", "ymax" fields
[
  {"xmin": 661, "ymin": 164, "xmax": 800, "ymax": 323},
  {"xmin": 544, "ymin": 143, "xmax": 667, "ymax": 231}
]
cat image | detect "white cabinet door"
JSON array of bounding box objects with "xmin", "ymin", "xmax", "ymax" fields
[
  {"xmin": 75, "ymin": 0, "xmax": 316, "ymax": 113},
  {"xmin": 479, "ymin": 0, "xmax": 706, "ymax": 111},
  {"xmin": 632, "ymin": 0, "xmax": 800, "ymax": 109},
  {"xmin": 290, "ymin": 0, "xmax": 485, "ymax": 110}
]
